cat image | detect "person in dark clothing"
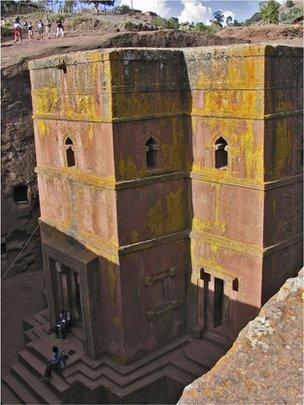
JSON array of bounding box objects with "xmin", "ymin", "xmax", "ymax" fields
[
  {"xmin": 43, "ymin": 346, "xmax": 66, "ymax": 379},
  {"xmin": 55, "ymin": 310, "xmax": 71, "ymax": 340}
]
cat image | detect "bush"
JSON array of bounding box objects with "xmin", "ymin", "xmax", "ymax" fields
[
  {"xmin": 285, "ymin": 0, "xmax": 294, "ymax": 8},
  {"xmin": 116, "ymin": 4, "xmax": 131, "ymax": 14},
  {"xmin": 166, "ymin": 17, "xmax": 179, "ymax": 29},
  {"xmin": 153, "ymin": 16, "xmax": 167, "ymax": 28},
  {"xmin": 195, "ymin": 22, "xmax": 209, "ymax": 32},
  {"xmin": 1, "ymin": 25, "xmax": 12, "ymax": 37},
  {"xmin": 49, "ymin": 13, "xmax": 68, "ymax": 23}
]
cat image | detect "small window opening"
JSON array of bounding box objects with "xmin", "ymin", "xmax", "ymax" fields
[
  {"xmin": 145, "ymin": 137, "xmax": 158, "ymax": 170},
  {"xmin": 232, "ymin": 278, "xmax": 239, "ymax": 292},
  {"xmin": 215, "ymin": 137, "xmax": 228, "ymax": 169},
  {"xmin": 13, "ymin": 184, "xmax": 28, "ymax": 204},
  {"xmin": 214, "ymin": 277, "xmax": 224, "ymax": 327},
  {"xmin": 65, "ymin": 137, "xmax": 75, "ymax": 167},
  {"xmin": 1, "ymin": 243, "xmax": 7, "ymax": 255}
]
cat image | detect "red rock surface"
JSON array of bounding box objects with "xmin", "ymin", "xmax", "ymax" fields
[{"xmin": 178, "ymin": 269, "xmax": 304, "ymax": 404}]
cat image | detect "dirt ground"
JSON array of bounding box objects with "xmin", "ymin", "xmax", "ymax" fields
[
  {"xmin": 1, "ymin": 270, "xmax": 45, "ymax": 376},
  {"xmin": 218, "ymin": 24, "xmax": 303, "ymax": 46},
  {"xmin": 2, "ymin": 23, "xmax": 302, "ymax": 69}
]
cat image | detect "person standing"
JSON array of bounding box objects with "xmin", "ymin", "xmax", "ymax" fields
[
  {"xmin": 56, "ymin": 17, "xmax": 64, "ymax": 37},
  {"xmin": 27, "ymin": 21, "xmax": 33, "ymax": 42},
  {"xmin": 45, "ymin": 17, "xmax": 52, "ymax": 38},
  {"xmin": 37, "ymin": 19, "xmax": 44, "ymax": 38},
  {"xmin": 13, "ymin": 17, "xmax": 22, "ymax": 43}
]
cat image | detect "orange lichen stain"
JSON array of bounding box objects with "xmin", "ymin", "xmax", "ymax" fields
[{"xmin": 145, "ymin": 187, "xmax": 184, "ymax": 235}]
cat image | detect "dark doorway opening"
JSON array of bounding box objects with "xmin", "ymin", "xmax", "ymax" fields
[
  {"xmin": 53, "ymin": 260, "xmax": 83, "ymax": 327},
  {"xmin": 214, "ymin": 277, "xmax": 224, "ymax": 327},
  {"xmin": 13, "ymin": 184, "xmax": 28, "ymax": 204}
]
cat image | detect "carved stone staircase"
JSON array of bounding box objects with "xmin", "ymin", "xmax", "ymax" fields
[{"xmin": 2, "ymin": 310, "xmax": 227, "ymax": 404}]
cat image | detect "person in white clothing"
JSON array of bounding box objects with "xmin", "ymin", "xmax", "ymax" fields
[{"xmin": 56, "ymin": 18, "xmax": 64, "ymax": 37}]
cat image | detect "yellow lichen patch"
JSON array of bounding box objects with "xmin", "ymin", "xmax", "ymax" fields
[
  {"xmin": 146, "ymin": 199, "xmax": 163, "ymax": 234},
  {"xmin": 192, "ymin": 217, "xmax": 227, "ymax": 236},
  {"xmin": 107, "ymin": 262, "xmax": 117, "ymax": 303},
  {"xmin": 162, "ymin": 128, "xmax": 187, "ymax": 171},
  {"xmin": 145, "ymin": 187, "xmax": 185, "ymax": 235},
  {"xmin": 118, "ymin": 155, "xmax": 143, "ymax": 180},
  {"xmin": 130, "ymin": 230, "xmax": 140, "ymax": 243},
  {"xmin": 271, "ymin": 119, "xmax": 292, "ymax": 178},
  {"xmin": 240, "ymin": 123, "xmax": 264, "ymax": 181},
  {"xmin": 33, "ymin": 86, "xmax": 59, "ymax": 116},
  {"xmin": 36, "ymin": 120, "xmax": 49, "ymax": 139},
  {"xmin": 191, "ymin": 117, "xmax": 264, "ymax": 185}
]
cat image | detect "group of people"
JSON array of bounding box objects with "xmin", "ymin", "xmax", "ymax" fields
[
  {"xmin": 42, "ymin": 310, "xmax": 72, "ymax": 380},
  {"xmin": 13, "ymin": 15, "xmax": 65, "ymax": 44}
]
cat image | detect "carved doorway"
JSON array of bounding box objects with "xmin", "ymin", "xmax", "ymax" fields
[{"xmin": 53, "ymin": 260, "xmax": 83, "ymax": 327}]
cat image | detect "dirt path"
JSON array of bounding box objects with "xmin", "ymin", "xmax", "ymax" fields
[{"xmin": 1, "ymin": 271, "xmax": 45, "ymax": 376}]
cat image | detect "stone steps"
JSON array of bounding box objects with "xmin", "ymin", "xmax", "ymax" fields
[
  {"xmin": 18, "ymin": 349, "xmax": 70, "ymax": 397},
  {"xmin": 2, "ymin": 374, "xmax": 40, "ymax": 404},
  {"xmin": 11, "ymin": 363, "xmax": 61, "ymax": 404},
  {"xmin": 1, "ymin": 382, "xmax": 21, "ymax": 405}
]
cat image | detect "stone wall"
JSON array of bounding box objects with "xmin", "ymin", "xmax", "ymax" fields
[{"xmin": 178, "ymin": 269, "xmax": 304, "ymax": 404}]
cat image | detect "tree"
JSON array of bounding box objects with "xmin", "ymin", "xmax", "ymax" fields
[
  {"xmin": 285, "ymin": 0, "xmax": 294, "ymax": 8},
  {"xmin": 88, "ymin": 0, "xmax": 115, "ymax": 14},
  {"xmin": 116, "ymin": 4, "xmax": 130, "ymax": 14},
  {"xmin": 212, "ymin": 10, "xmax": 224, "ymax": 26},
  {"xmin": 62, "ymin": 0, "xmax": 76, "ymax": 13},
  {"xmin": 259, "ymin": 0, "xmax": 280, "ymax": 24},
  {"xmin": 195, "ymin": 22, "xmax": 208, "ymax": 32},
  {"xmin": 167, "ymin": 17, "xmax": 179, "ymax": 29},
  {"xmin": 233, "ymin": 19, "xmax": 244, "ymax": 27},
  {"xmin": 226, "ymin": 15, "xmax": 233, "ymax": 26}
]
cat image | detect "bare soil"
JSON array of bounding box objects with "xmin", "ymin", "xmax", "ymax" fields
[{"xmin": 217, "ymin": 24, "xmax": 303, "ymax": 46}]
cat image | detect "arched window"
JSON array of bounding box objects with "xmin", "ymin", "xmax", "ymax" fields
[
  {"xmin": 215, "ymin": 137, "xmax": 228, "ymax": 169},
  {"xmin": 65, "ymin": 137, "xmax": 76, "ymax": 167},
  {"xmin": 145, "ymin": 137, "xmax": 158, "ymax": 170},
  {"xmin": 13, "ymin": 184, "xmax": 28, "ymax": 204}
]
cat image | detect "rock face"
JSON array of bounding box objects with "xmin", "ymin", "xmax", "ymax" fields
[
  {"xmin": 178, "ymin": 269, "xmax": 304, "ymax": 405},
  {"xmin": 1, "ymin": 61, "xmax": 42, "ymax": 277}
]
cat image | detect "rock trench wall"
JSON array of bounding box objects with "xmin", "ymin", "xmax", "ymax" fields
[{"xmin": 1, "ymin": 62, "xmax": 42, "ymax": 277}]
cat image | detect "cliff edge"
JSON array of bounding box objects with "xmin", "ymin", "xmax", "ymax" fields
[{"xmin": 178, "ymin": 269, "xmax": 304, "ymax": 404}]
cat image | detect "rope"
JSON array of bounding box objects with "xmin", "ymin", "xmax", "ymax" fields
[{"xmin": 1, "ymin": 223, "xmax": 40, "ymax": 280}]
